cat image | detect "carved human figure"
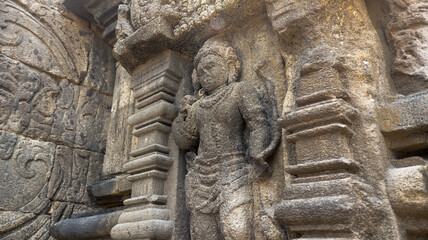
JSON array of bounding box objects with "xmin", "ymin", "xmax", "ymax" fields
[{"xmin": 172, "ymin": 36, "xmax": 278, "ymax": 239}]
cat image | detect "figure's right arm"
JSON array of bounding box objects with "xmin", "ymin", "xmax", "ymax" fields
[{"xmin": 171, "ymin": 96, "xmax": 199, "ymax": 150}]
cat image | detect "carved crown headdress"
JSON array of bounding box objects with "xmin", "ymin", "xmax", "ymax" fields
[{"xmin": 194, "ymin": 36, "xmax": 241, "ymax": 83}]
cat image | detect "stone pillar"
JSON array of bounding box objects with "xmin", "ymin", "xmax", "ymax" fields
[
  {"xmin": 266, "ymin": 0, "xmax": 400, "ymax": 238},
  {"xmin": 111, "ymin": 50, "xmax": 191, "ymax": 240},
  {"xmin": 275, "ymin": 68, "xmax": 378, "ymax": 239}
]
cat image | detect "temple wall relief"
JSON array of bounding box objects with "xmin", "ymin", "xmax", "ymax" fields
[
  {"xmin": 0, "ymin": 0, "xmax": 116, "ymax": 239},
  {"xmin": 0, "ymin": 0, "xmax": 427, "ymax": 239}
]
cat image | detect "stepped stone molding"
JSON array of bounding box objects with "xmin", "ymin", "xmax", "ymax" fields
[
  {"xmin": 266, "ymin": 0, "xmax": 401, "ymax": 238},
  {"xmin": 111, "ymin": 50, "xmax": 192, "ymax": 240}
]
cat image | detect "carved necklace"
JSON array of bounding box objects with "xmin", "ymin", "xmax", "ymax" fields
[{"xmin": 199, "ymin": 83, "xmax": 235, "ymax": 109}]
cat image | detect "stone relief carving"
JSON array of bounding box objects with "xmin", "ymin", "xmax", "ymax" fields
[
  {"xmin": 48, "ymin": 145, "xmax": 104, "ymax": 204},
  {"xmin": 0, "ymin": 54, "xmax": 111, "ymax": 152},
  {"xmin": 172, "ymin": 36, "xmax": 281, "ymax": 239},
  {"xmin": 129, "ymin": 0, "xmax": 180, "ymax": 30},
  {"xmin": 0, "ymin": 131, "xmax": 54, "ymax": 211},
  {"xmin": 0, "ymin": 2, "xmax": 23, "ymax": 46},
  {"xmin": 0, "ymin": 55, "xmax": 59, "ymax": 139},
  {"xmin": 117, "ymin": 0, "xmax": 263, "ymax": 39},
  {"xmin": 387, "ymin": 0, "xmax": 428, "ymax": 94},
  {"xmin": 116, "ymin": 1, "xmax": 135, "ymax": 42},
  {"xmin": 0, "ymin": 1, "xmax": 115, "ymax": 239},
  {"xmin": 0, "ymin": 131, "xmax": 17, "ymax": 161}
]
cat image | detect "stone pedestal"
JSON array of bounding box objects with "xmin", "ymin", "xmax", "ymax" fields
[{"xmin": 111, "ymin": 51, "xmax": 191, "ymax": 240}]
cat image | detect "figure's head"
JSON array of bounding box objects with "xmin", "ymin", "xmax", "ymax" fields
[{"xmin": 193, "ymin": 36, "xmax": 241, "ymax": 94}]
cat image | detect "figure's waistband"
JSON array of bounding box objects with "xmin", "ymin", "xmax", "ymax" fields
[{"xmin": 196, "ymin": 151, "xmax": 245, "ymax": 167}]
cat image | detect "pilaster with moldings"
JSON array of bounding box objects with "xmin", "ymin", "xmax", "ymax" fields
[
  {"xmin": 110, "ymin": 50, "xmax": 192, "ymax": 240},
  {"xmin": 266, "ymin": 0, "xmax": 400, "ymax": 238},
  {"xmin": 275, "ymin": 67, "xmax": 384, "ymax": 239}
]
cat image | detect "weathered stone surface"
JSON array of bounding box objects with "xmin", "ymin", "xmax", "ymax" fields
[
  {"xmin": 0, "ymin": 54, "xmax": 112, "ymax": 153},
  {"xmin": 103, "ymin": 65, "xmax": 134, "ymax": 177},
  {"xmin": 113, "ymin": 0, "xmax": 266, "ymax": 72},
  {"xmin": 387, "ymin": 0, "xmax": 428, "ymax": 95},
  {"xmin": 50, "ymin": 211, "xmax": 121, "ymax": 240},
  {"xmin": 0, "ymin": 0, "xmax": 92, "ymax": 82},
  {"xmin": 47, "ymin": 145, "xmax": 104, "ymax": 204},
  {"xmin": 111, "ymin": 50, "xmax": 192, "ymax": 240},
  {"xmin": 1, "ymin": 0, "xmax": 116, "ymax": 239},
  {"xmin": 0, "ymin": 55, "xmax": 59, "ymax": 140},
  {"xmin": 1, "ymin": 0, "xmax": 428, "ymax": 239},
  {"xmin": 377, "ymin": 92, "xmax": 428, "ymax": 152},
  {"xmin": 171, "ymin": 36, "xmax": 282, "ymax": 239},
  {"xmin": 266, "ymin": 0, "xmax": 403, "ymax": 238},
  {"xmin": 0, "ymin": 131, "xmax": 55, "ymax": 240},
  {"xmin": 0, "ymin": 131, "xmax": 54, "ymax": 212},
  {"xmin": 87, "ymin": 175, "xmax": 132, "ymax": 206},
  {"xmin": 74, "ymin": 87, "xmax": 112, "ymax": 153},
  {"xmin": 0, "ymin": 212, "xmax": 51, "ymax": 240},
  {"xmin": 83, "ymin": 36, "xmax": 116, "ymax": 95}
]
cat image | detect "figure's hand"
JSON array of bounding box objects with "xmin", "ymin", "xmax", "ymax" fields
[
  {"xmin": 250, "ymin": 155, "xmax": 270, "ymax": 179},
  {"xmin": 179, "ymin": 95, "xmax": 197, "ymax": 114}
]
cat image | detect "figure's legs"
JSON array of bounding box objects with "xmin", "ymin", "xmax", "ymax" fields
[
  {"xmin": 190, "ymin": 211, "xmax": 221, "ymax": 240},
  {"xmin": 219, "ymin": 185, "xmax": 254, "ymax": 240}
]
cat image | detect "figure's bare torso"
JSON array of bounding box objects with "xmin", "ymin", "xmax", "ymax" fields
[{"xmin": 194, "ymin": 83, "xmax": 246, "ymax": 158}]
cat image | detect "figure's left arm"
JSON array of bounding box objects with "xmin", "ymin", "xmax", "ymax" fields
[{"xmin": 237, "ymin": 82, "xmax": 270, "ymax": 163}]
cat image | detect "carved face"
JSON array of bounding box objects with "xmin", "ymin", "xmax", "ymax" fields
[{"xmin": 196, "ymin": 54, "xmax": 229, "ymax": 94}]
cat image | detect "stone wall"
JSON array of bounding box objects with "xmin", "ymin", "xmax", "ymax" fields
[
  {"xmin": 0, "ymin": 0, "xmax": 427, "ymax": 239},
  {"xmin": 0, "ymin": 0, "xmax": 115, "ymax": 239}
]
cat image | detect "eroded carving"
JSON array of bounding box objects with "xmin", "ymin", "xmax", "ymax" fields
[
  {"xmin": 0, "ymin": 131, "xmax": 17, "ymax": 160},
  {"xmin": 172, "ymin": 36, "xmax": 280, "ymax": 239},
  {"xmin": 388, "ymin": 0, "xmax": 428, "ymax": 94},
  {"xmin": 0, "ymin": 131, "xmax": 54, "ymax": 212},
  {"xmin": 48, "ymin": 145, "xmax": 104, "ymax": 204},
  {"xmin": 0, "ymin": 8, "xmax": 23, "ymax": 46},
  {"xmin": 0, "ymin": 55, "xmax": 60, "ymax": 139},
  {"xmin": 119, "ymin": 0, "xmax": 263, "ymax": 39},
  {"xmin": 116, "ymin": 1, "xmax": 135, "ymax": 42}
]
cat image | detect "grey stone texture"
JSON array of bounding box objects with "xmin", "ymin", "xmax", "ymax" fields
[
  {"xmin": 103, "ymin": 65, "xmax": 134, "ymax": 178},
  {"xmin": 1, "ymin": 0, "xmax": 428, "ymax": 239},
  {"xmin": 0, "ymin": 0, "xmax": 115, "ymax": 239}
]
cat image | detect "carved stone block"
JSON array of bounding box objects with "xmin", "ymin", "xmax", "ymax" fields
[
  {"xmin": 294, "ymin": 131, "xmax": 353, "ymax": 163},
  {"xmin": 83, "ymin": 36, "xmax": 117, "ymax": 95},
  {"xmin": 377, "ymin": 92, "xmax": 428, "ymax": 152},
  {"xmin": 0, "ymin": 130, "xmax": 54, "ymax": 213},
  {"xmin": 0, "ymin": 0, "xmax": 92, "ymax": 83},
  {"xmin": 48, "ymin": 145, "xmax": 104, "ymax": 204},
  {"xmin": 74, "ymin": 87, "xmax": 112, "ymax": 153},
  {"xmin": 0, "ymin": 55, "xmax": 59, "ymax": 140},
  {"xmin": 103, "ymin": 65, "xmax": 134, "ymax": 177}
]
